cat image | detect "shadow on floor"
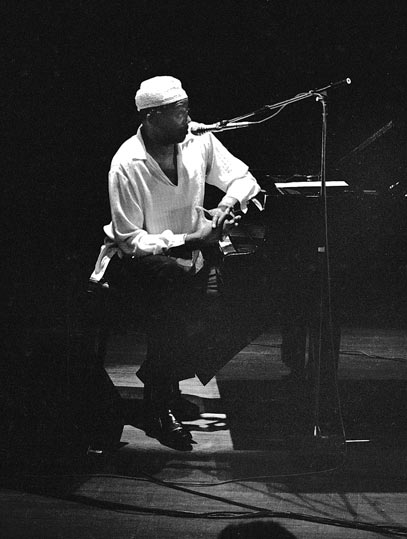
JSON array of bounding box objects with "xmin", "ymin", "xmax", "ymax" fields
[{"xmin": 216, "ymin": 378, "xmax": 407, "ymax": 450}]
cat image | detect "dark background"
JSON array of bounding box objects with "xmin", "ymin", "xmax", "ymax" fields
[{"xmin": 3, "ymin": 0, "xmax": 407, "ymax": 327}]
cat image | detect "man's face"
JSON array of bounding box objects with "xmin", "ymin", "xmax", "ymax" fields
[{"xmin": 148, "ymin": 99, "xmax": 191, "ymax": 144}]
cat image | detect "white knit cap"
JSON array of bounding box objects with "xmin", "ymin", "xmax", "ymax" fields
[{"xmin": 135, "ymin": 76, "xmax": 188, "ymax": 111}]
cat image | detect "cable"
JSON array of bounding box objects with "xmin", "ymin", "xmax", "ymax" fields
[
  {"xmin": 340, "ymin": 350, "xmax": 407, "ymax": 363},
  {"xmin": 3, "ymin": 471, "xmax": 407, "ymax": 535},
  {"xmin": 248, "ymin": 341, "xmax": 407, "ymax": 363},
  {"xmin": 69, "ymin": 489, "xmax": 407, "ymax": 536},
  {"xmin": 118, "ymin": 330, "xmax": 407, "ymax": 364},
  {"xmin": 136, "ymin": 474, "xmax": 407, "ymax": 535},
  {"xmin": 246, "ymin": 106, "xmax": 287, "ymax": 124},
  {"xmin": 140, "ymin": 461, "xmax": 348, "ymax": 487},
  {"xmin": 70, "ymin": 473, "xmax": 407, "ymax": 535},
  {"xmin": 227, "ymin": 105, "xmax": 287, "ymax": 123}
]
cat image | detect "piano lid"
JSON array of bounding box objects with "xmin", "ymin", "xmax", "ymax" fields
[{"xmin": 333, "ymin": 119, "xmax": 407, "ymax": 192}]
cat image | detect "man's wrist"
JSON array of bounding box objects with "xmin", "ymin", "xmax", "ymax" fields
[{"xmin": 218, "ymin": 196, "xmax": 238, "ymax": 210}]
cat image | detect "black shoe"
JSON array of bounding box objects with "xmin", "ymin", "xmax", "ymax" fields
[{"xmin": 144, "ymin": 408, "xmax": 196, "ymax": 451}]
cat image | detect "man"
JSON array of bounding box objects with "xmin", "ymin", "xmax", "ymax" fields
[{"xmin": 91, "ymin": 76, "xmax": 262, "ymax": 450}]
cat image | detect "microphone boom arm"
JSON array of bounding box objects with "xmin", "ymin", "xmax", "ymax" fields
[
  {"xmin": 225, "ymin": 77, "xmax": 351, "ymax": 122},
  {"xmin": 193, "ymin": 78, "xmax": 351, "ymax": 133}
]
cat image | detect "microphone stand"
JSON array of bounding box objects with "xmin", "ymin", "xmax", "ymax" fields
[{"xmin": 220, "ymin": 78, "xmax": 351, "ymax": 443}]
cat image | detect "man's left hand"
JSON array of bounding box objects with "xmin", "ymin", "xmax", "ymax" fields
[{"xmin": 209, "ymin": 205, "xmax": 241, "ymax": 231}]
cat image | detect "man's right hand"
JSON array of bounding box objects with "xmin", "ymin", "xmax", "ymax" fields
[
  {"xmin": 185, "ymin": 221, "xmax": 223, "ymax": 247},
  {"xmin": 184, "ymin": 205, "xmax": 241, "ymax": 248}
]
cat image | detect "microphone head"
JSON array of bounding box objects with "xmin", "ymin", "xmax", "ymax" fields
[
  {"xmin": 189, "ymin": 120, "xmax": 249, "ymax": 134},
  {"xmin": 189, "ymin": 121, "xmax": 221, "ymax": 135},
  {"xmin": 189, "ymin": 121, "xmax": 207, "ymax": 135}
]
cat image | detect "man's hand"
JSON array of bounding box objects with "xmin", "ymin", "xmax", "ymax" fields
[
  {"xmin": 185, "ymin": 205, "xmax": 241, "ymax": 248},
  {"xmin": 185, "ymin": 220, "xmax": 223, "ymax": 246},
  {"xmin": 210, "ymin": 205, "xmax": 233, "ymax": 229},
  {"xmin": 199, "ymin": 205, "xmax": 241, "ymax": 231}
]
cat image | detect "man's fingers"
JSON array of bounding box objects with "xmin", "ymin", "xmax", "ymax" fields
[
  {"xmin": 210, "ymin": 207, "xmax": 236, "ymax": 229},
  {"xmin": 212, "ymin": 210, "xmax": 227, "ymax": 228}
]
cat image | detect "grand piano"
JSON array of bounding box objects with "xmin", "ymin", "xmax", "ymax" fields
[{"xmin": 221, "ymin": 119, "xmax": 407, "ymax": 390}]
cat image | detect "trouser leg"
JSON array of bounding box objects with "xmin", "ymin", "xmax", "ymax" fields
[{"xmin": 119, "ymin": 254, "xmax": 196, "ymax": 386}]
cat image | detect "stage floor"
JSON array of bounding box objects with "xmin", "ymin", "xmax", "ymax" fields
[{"xmin": 1, "ymin": 325, "xmax": 407, "ymax": 538}]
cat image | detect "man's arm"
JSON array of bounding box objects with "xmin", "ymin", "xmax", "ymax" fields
[{"xmin": 204, "ymin": 133, "xmax": 261, "ymax": 213}]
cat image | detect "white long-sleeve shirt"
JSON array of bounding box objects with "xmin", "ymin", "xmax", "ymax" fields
[{"xmin": 90, "ymin": 126, "xmax": 261, "ymax": 281}]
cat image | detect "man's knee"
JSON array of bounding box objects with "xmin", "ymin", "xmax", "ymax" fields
[{"xmin": 129, "ymin": 255, "xmax": 192, "ymax": 305}]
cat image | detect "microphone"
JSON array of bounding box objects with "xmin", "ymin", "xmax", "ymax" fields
[
  {"xmin": 189, "ymin": 120, "xmax": 251, "ymax": 135},
  {"xmin": 189, "ymin": 121, "xmax": 222, "ymax": 134}
]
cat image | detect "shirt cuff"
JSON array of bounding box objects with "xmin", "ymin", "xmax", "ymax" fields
[
  {"xmin": 169, "ymin": 233, "xmax": 187, "ymax": 248},
  {"xmin": 219, "ymin": 195, "xmax": 238, "ymax": 208}
]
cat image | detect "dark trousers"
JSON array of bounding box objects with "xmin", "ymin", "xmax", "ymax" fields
[{"xmin": 105, "ymin": 249, "xmax": 267, "ymax": 386}]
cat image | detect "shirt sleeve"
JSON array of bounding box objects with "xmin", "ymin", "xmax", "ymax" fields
[
  {"xmin": 107, "ymin": 167, "xmax": 186, "ymax": 257},
  {"xmin": 204, "ymin": 133, "xmax": 261, "ymax": 212}
]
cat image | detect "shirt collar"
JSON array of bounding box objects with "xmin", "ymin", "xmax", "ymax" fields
[
  {"xmin": 132, "ymin": 126, "xmax": 148, "ymax": 160},
  {"xmin": 132, "ymin": 125, "xmax": 195, "ymax": 161}
]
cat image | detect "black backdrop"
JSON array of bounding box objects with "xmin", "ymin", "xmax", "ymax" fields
[{"xmin": 3, "ymin": 0, "xmax": 407, "ymax": 326}]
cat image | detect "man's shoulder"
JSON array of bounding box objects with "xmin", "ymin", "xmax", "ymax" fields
[{"xmin": 111, "ymin": 133, "xmax": 146, "ymax": 168}]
